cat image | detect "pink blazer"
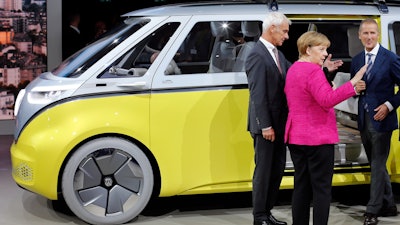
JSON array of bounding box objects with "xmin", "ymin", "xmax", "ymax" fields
[{"xmin": 284, "ymin": 61, "xmax": 356, "ymax": 145}]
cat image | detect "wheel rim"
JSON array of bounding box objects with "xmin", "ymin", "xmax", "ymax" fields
[{"xmin": 74, "ymin": 148, "xmax": 144, "ymax": 216}]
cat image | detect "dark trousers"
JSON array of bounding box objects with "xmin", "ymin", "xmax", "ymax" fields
[
  {"xmin": 251, "ymin": 133, "xmax": 286, "ymax": 221},
  {"xmin": 361, "ymin": 112, "xmax": 395, "ymax": 214},
  {"xmin": 288, "ymin": 144, "xmax": 334, "ymax": 225}
]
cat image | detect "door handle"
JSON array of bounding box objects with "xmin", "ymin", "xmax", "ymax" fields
[{"xmin": 117, "ymin": 81, "xmax": 146, "ymax": 89}]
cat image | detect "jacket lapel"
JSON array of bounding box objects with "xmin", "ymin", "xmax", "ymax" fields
[
  {"xmin": 258, "ymin": 41, "xmax": 283, "ymax": 77},
  {"xmin": 368, "ymin": 46, "xmax": 384, "ymax": 82}
]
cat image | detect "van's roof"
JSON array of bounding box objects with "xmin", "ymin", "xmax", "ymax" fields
[{"xmin": 122, "ymin": 1, "xmax": 399, "ymax": 17}]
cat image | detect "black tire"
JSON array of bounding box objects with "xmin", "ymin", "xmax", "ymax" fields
[{"xmin": 61, "ymin": 137, "xmax": 154, "ymax": 225}]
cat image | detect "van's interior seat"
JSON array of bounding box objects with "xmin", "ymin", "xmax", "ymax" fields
[
  {"xmin": 208, "ymin": 21, "xmax": 236, "ymax": 73},
  {"xmin": 233, "ymin": 21, "xmax": 261, "ymax": 72},
  {"xmin": 347, "ymin": 26, "xmax": 364, "ymax": 58}
]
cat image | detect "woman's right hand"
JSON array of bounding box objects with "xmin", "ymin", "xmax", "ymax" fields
[
  {"xmin": 354, "ymin": 80, "xmax": 366, "ymax": 94},
  {"xmin": 350, "ymin": 64, "xmax": 368, "ymax": 86}
]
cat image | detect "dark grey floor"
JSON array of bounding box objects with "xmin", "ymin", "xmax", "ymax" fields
[{"xmin": 1, "ymin": 135, "xmax": 399, "ymax": 225}]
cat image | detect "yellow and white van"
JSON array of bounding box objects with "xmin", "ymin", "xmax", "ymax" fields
[{"xmin": 10, "ymin": 0, "xmax": 400, "ymax": 224}]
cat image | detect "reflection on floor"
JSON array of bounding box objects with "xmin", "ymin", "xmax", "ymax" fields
[{"xmin": 1, "ymin": 135, "xmax": 399, "ymax": 225}]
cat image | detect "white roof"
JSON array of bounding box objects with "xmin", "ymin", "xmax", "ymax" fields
[{"xmin": 122, "ymin": 1, "xmax": 387, "ymax": 18}]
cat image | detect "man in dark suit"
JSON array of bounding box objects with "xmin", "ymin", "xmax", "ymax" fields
[
  {"xmin": 350, "ymin": 18, "xmax": 400, "ymax": 225},
  {"xmin": 245, "ymin": 12, "xmax": 292, "ymax": 225},
  {"xmin": 62, "ymin": 12, "xmax": 85, "ymax": 60}
]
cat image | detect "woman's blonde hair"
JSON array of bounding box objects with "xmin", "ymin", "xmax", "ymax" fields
[{"xmin": 297, "ymin": 31, "xmax": 330, "ymax": 58}]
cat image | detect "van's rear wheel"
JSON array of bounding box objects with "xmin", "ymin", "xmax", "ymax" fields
[{"xmin": 61, "ymin": 137, "xmax": 153, "ymax": 225}]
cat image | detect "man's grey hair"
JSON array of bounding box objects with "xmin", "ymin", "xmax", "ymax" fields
[{"xmin": 262, "ymin": 12, "xmax": 291, "ymax": 31}]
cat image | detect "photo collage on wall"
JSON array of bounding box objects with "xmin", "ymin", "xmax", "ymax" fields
[{"xmin": 0, "ymin": 0, "xmax": 47, "ymax": 120}]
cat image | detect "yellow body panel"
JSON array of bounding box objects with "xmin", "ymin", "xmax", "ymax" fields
[
  {"xmin": 149, "ymin": 89, "xmax": 254, "ymax": 196},
  {"xmin": 10, "ymin": 86, "xmax": 400, "ymax": 200},
  {"xmin": 11, "ymin": 94, "xmax": 151, "ymax": 199},
  {"xmin": 388, "ymin": 104, "xmax": 400, "ymax": 183}
]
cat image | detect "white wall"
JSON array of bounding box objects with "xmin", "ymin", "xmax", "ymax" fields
[
  {"xmin": 0, "ymin": 119, "xmax": 14, "ymax": 135},
  {"xmin": 47, "ymin": 0, "xmax": 62, "ymax": 71}
]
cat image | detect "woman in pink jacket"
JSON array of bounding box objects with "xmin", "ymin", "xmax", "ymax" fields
[{"xmin": 284, "ymin": 31, "xmax": 367, "ymax": 225}]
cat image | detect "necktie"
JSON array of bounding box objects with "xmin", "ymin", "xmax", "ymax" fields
[
  {"xmin": 366, "ymin": 53, "xmax": 373, "ymax": 80},
  {"xmin": 362, "ymin": 53, "xmax": 373, "ymax": 111},
  {"xmin": 273, "ymin": 48, "xmax": 282, "ymax": 74}
]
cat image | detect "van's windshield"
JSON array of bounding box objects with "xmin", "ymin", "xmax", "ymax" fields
[{"xmin": 52, "ymin": 18, "xmax": 149, "ymax": 78}]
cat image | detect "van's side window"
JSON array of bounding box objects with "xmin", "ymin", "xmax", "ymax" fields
[
  {"xmin": 280, "ymin": 21, "xmax": 360, "ymax": 73},
  {"xmin": 390, "ymin": 22, "xmax": 400, "ymax": 55},
  {"xmin": 172, "ymin": 21, "xmax": 262, "ymax": 74},
  {"xmin": 176, "ymin": 22, "xmax": 212, "ymax": 65},
  {"xmin": 99, "ymin": 22, "xmax": 180, "ymax": 78}
]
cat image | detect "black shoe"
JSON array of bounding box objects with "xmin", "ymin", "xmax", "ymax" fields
[
  {"xmin": 363, "ymin": 213, "xmax": 378, "ymax": 225},
  {"xmin": 378, "ymin": 206, "xmax": 398, "ymax": 217},
  {"xmin": 253, "ymin": 220, "xmax": 270, "ymax": 225},
  {"xmin": 268, "ymin": 214, "xmax": 287, "ymax": 225}
]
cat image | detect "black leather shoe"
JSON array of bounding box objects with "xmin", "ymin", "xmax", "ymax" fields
[
  {"xmin": 363, "ymin": 213, "xmax": 378, "ymax": 225},
  {"xmin": 253, "ymin": 220, "xmax": 270, "ymax": 225},
  {"xmin": 378, "ymin": 206, "xmax": 398, "ymax": 217},
  {"xmin": 268, "ymin": 214, "xmax": 287, "ymax": 225}
]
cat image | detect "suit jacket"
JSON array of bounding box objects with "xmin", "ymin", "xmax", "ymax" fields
[
  {"xmin": 351, "ymin": 46, "xmax": 400, "ymax": 132},
  {"xmin": 245, "ymin": 41, "xmax": 291, "ymax": 135},
  {"xmin": 284, "ymin": 62, "xmax": 356, "ymax": 145},
  {"xmin": 62, "ymin": 26, "xmax": 85, "ymax": 60}
]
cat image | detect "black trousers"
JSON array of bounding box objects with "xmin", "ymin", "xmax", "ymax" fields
[
  {"xmin": 288, "ymin": 144, "xmax": 334, "ymax": 225},
  {"xmin": 251, "ymin": 133, "xmax": 286, "ymax": 221},
  {"xmin": 361, "ymin": 111, "xmax": 395, "ymax": 214}
]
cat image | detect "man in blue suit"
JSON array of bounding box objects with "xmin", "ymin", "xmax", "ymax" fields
[{"xmin": 350, "ymin": 18, "xmax": 400, "ymax": 225}]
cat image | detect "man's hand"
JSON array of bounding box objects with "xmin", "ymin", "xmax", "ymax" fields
[
  {"xmin": 374, "ymin": 104, "xmax": 389, "ymax": 121},
  {"xmin": 324, "ymin": 54, "xmax": 343, "ymax": 72},
  {"xmin": 262, "ymin": 128, "xmax": 275, "ymax": 142}
]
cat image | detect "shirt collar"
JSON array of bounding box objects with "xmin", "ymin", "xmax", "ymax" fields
[
  {"xmin": 259, "ymin": 37, "xmax": 275, "ymax": 51},
  {"xmin": 365, "ymin": 43, "xmax": 380, "ymax": 56},
  {"xmin": 70, "ymin": 25, "xmax": 80, "ymax": 34}
]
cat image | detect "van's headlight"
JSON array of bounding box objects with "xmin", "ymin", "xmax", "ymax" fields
[
  {"xmin": 26, "ymin": 84, "xmax": 79, "ymax": 105},
  {"xmin": 27, "ymin": 90, "xmax": 66, "ymax": 104},
  {"xmin": 14, "ymin": 84, "xmax": 80, "ymax": 116},
  {"xmin": 14, "ymin": 89, "xmax": 26, "ymax": 116}
]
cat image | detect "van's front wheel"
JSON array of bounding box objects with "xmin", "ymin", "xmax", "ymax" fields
[{"xmin": 61, "ymin": 137, "xmax": 154, "ymax": 225}]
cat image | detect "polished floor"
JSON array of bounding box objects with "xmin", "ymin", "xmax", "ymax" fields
[{"xmin": 1, "ymin": 135, "xmax": 399, "ymax": 225}]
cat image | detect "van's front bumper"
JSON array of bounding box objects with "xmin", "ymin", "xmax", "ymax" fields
[{"xmin": 11, "ymin": 138, "xmax": 60, "ymax": 200}]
